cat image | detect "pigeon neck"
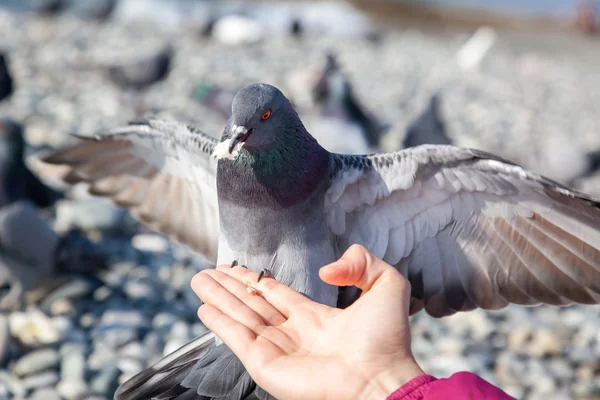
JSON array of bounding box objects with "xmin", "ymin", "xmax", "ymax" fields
[
  {"xmin": 219, "ymin": 131, "xmax": 330, "ymax": 208},
  {"xmin": 235, "ymin": 131, "xmax": 321, "ymax": 175}
]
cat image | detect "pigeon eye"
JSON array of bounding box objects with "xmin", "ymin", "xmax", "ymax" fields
[{"xmin": 261, "ymin": 110, "xmax": 271, "ymax": 121}]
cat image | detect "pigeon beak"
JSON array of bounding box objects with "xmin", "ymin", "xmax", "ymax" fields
[{"xmin": 229, "ymin": 125, "xmax": 253, "ymax": 153}]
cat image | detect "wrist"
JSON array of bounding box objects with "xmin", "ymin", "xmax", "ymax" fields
[{"xmin": 360, "ymin": 358, "xmax": 426, "ymax": 400}]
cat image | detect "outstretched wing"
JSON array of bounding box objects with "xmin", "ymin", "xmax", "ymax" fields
[
  {"xmin": 326, "ymin": 145, "xmax": 600, "ymax": 317},
  {"xmin": 43, "ymin": 118, "xmax": 220, "ymax": 261}
]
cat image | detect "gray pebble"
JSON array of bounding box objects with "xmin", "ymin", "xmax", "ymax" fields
[
  {"xmin": 40, "ymin": 278, "xmax": 96, "ymax": 313},
  {"xmin": 0, "ymin": 371, "xmax": 26, "ymax": 398},
  {"xmin": 123, "ymin": 280, "xmax": 155, "ymax": 301},
  {"xmin": 57, "ymin": 379, "xmax": 88, "ymax": 400},
  {"xmin": 29, "ymin": 388, "xmax": 62, "ymax": 400},
  {"xmin": 89, "ymin": 365, "xmax": 120, "ymax": 396},
  {"xmin": 100, "ymin": 310, "xmax": 148, "ymax": 329},
  {"xmin": 21, "ymin": 371, "xmax": 60, "ymax": 391},
  {"xmin": 60, "ymin": 342, "xmax": 87, "ymax": 381},
  {"xmin": 88, "ymin": 345, "xmax": 117, "ymax": 371},
  {"xmin": 12, "ymin": 348, "xmax": 60, "ymax": 377}
]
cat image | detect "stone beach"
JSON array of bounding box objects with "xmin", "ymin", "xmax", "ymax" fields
[{"xmin": 0, "ymin": 1, "xmax": 599, "ymax": 399}]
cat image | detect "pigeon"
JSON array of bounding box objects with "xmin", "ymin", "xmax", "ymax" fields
[
  {"xmin": 312, "ymin": 53, "xmax": 388, "ymax": 148},
  {"xmin": 0, "ymin": 201, "xmax": 60, "ymax": 310},
  {"xmin": 0, "ymin": 54, "xmax": 14, "ymax": 103},
  {"xmin": 0, "ymin": 202, "xmax": 107, "ymax": 310},
  {"xmin": 193, "ymin": 82, "xmax": 236, "ymax": 122},
  {"xmin": 107, "ymin": 46, "xmax": 173, "ymax": 91},
  {"xmin": 43, "ymin": 83, "xmax": 600, "ymax": 399},
  {"xmin": 68, "ymin": 0, "xmax": 117, "ymax": 20},
  {"xmin": 402, "ymin": 93, "xmax": 452, "ymax": 148},
  {"xmin": 0, "ymin": 118, "xmax": 62, "ymax": 209},
  {"xmin": 31, "ymin": 0, "xmax": 67, "ymax": 16}
]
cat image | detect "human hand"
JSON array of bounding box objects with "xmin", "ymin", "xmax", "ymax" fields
[{"xmin": 191, "ymin": 244, "xmax": 425, "ymax": 400}]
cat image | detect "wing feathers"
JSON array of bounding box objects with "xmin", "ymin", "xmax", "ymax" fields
[
  {"xmin": 43, "ymin": 119, "xmax": 220, "ymax": 261},
  {"xmin": 327, "ymin": 147, "xmax": 600, "ymax": 317}
]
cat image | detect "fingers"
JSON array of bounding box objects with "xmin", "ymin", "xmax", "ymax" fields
[
  {"xmin": 218, "ymin": 265, "xmax": 314, "ymax": 318},
  {"xmin": 204, "ymin": 268, "xmax": 287, "ymax": 327},
  {"xmin": 319, "ymin": 244, "xmax": 410, "ymax": 294},
  {"xmin": 191, "ymin": 272, "xmax": 267, "ymax": 333},
  {"xmin": 198, "ymin": 303, "xmax": 257, "ymax": 359}
]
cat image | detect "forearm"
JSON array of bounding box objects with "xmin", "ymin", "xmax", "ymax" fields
[{"xmin": 387, "ymin": 372, "xmax": 516, "ymax": 400}]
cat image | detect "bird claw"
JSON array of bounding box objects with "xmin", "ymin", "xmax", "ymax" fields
[
  {"xmin": 257, "ymin": 269, "xmax": 273, "ymax": 283},
  {"xmin": 231, "ymin": 260, "xmax": 238, "ymax": 268}
]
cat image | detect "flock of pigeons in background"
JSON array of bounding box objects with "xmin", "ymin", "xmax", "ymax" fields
[{"xmin": 1, "ymin": 0, "xmax": 600, "ymax": 319}]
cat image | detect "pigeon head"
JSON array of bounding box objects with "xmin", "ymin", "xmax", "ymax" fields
[{"xmin": 225, "ymin": 83, "xmax": 300, "ymax": 154}]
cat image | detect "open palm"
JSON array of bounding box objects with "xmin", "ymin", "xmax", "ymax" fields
[{"xmin": 192, "ymin": 245, "xmax": 425, "ymax": 400}]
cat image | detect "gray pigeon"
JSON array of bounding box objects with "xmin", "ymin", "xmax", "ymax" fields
[
  {"xmin": 0, "ymin": 118, "xmax": 62, "ymax": 209},
  {"xmin": 312, "ymin": 53, "xmax": 388, "ymax": 148},
  {"xmin": 0, "ymin": 54, "xmax": 14, "ymax": 103},
  {"xmin": 107, "ymin": 46, "xmax": 173, "ymax": 91},
  {"xmin": 43, "ymin": 83, "xmax": 600, "ymax": 399},
  {"xmin": 402, "ymin": 93, "xmax": 452, "ymax": 148},
  {"xmin": 0, "ymin": 201, "xmax": 59, "ymax": 310}
]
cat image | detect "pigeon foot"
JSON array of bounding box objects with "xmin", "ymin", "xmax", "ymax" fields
[{"xmin": 257, "ymin": 269, "xmax": 274, "ymax": 283}]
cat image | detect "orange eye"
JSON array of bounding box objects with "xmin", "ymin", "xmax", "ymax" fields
[{"xmin": 261, "ymin": 110, "xmax": 271, "ymax": 120}]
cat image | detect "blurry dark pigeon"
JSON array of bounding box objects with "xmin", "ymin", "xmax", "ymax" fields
[
  {"xmin": 0, "ymin": 201, "xmax": 59, "ymax": 309},
  {"xmin": 0, "ymin": 202, "xmax": 107, "ymax": 310},
  {"xmin": 313, "ymin": 53, "xmax": 388, "ymax": 148},
  {"xmin": 68, "ymin": 0, "xmax": 117, "ymax": 20},
  {"xmin": 193, "ymin": 82, "xmax": 236, "ymax": 121},
  {"xmin": 0, "ymin": 118, "xmax": 62, "ymax": 209},
  {"xmin": 580, "ymin": 150, "xmax": 600, "ymax": 179},
  {"xmin": 107, "ymin": 46, "xmax": 173, "ymax": 91},
  {"xmin": 0, "ymin": 54, "xmax": 14, "ymax": 103},
  {"xmin": 402, "ymin": 93, "xmax": 452, "ymax": 148},
  {"xmin": 44, "ymin": 83, "xmax": 600, "ymax": 400},
  {"xmin": 32, "ymin": 0, "xmax": 66, "ymax": 15}
]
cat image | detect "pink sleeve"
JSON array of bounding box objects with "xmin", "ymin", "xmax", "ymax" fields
[{"xmin": 387, "ymin": 372, "xmax": 516, "ymax": 400}]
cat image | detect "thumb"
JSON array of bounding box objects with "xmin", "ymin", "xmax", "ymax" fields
[{"xmin": 319, "ymin": 244, "xmax": 404, "ymax": 293}]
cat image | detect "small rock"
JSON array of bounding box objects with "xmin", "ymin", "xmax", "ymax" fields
[
  {"xmin": 60, "ymin": 342, "xmax": 87, "ymax": 381},
  {"xmin": 123, "ymin": 280, "xmax": 154, "ymax": 301},
  {"xmin": 152, "ymin": 312, "xmax": 182, "ymax": 332},
  {"xmin": 131, "ymin": 234, "xmax": 169, "ymax": 253},
  {"xmin": 93, "ymin": 286, "xmax": 112, "ymax": 302},
  {"xmin": 100, "ymin": 309, "xmax": 149, "ymax": 329},
  {"xmin": 88, "ymin": 345, "xmax": 117, "ymax": 371},
  {"xmin": 79, "ymin": 313, "xmax": 97, "ymax": 329},
  {"xmin": 212, "ymin": 15, "xmax": 264, "ymax": 45},
  {"xmin": 528, "ymin": 329, "xmax": 563, "ymax": 358},
  {"xmin": 118, "ymin": 341, "xmax": 146, "ymax": 361},
  {"xmin": 117, "ymin": 357, "xmax": 144, "ymax": 377},
  {"xmin": 30, "ymin": 387, "xmax": 62, "ymax": 400},
  {"xmin": 57, "ymin": 379, "xmax": 88, "ymax": 400},
  {"xmin": 507, "ymin": 327, "xmax": 532, "ymax": 350},
  {"xmin": 40, "ymin": 278, "xmax": 96, "ymax": 313},
  {"xmin": 12, "ymin": 348, "xmax": 60, "ymax": 377},
  {"xmin": 49, "ymin": 298, "xmax": 75, "ymax": 316},
  {"xmin": 21, "ymin": 371, "xmax": 60, "ymax": 390},
  {"xmin": 93, "ymin": 327, "xmax": 139, "ymax": 348},
  {"xmin": 0, "ymin": 371, "xmax": 26, "ymax": 398},
  {"xmin": 9, "ymin": 309, "xmax": 65, "ymax": 346},
  {"xmin": 55, "ymin": 198, "xmax": 130, "ymax": 233},
  {"xmin": 89, "ymin": 365, "xmax": 120, "ymax": 396}
]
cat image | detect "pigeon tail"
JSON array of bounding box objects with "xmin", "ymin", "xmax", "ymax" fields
[{"xmin": 115, "ymin": 331, "xmax": 273, "ymax": 400}]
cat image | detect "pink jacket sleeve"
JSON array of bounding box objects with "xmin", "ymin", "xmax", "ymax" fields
[{"xmin": 387, "ymin": 372, "xmax": 516, "ymax": 400}]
